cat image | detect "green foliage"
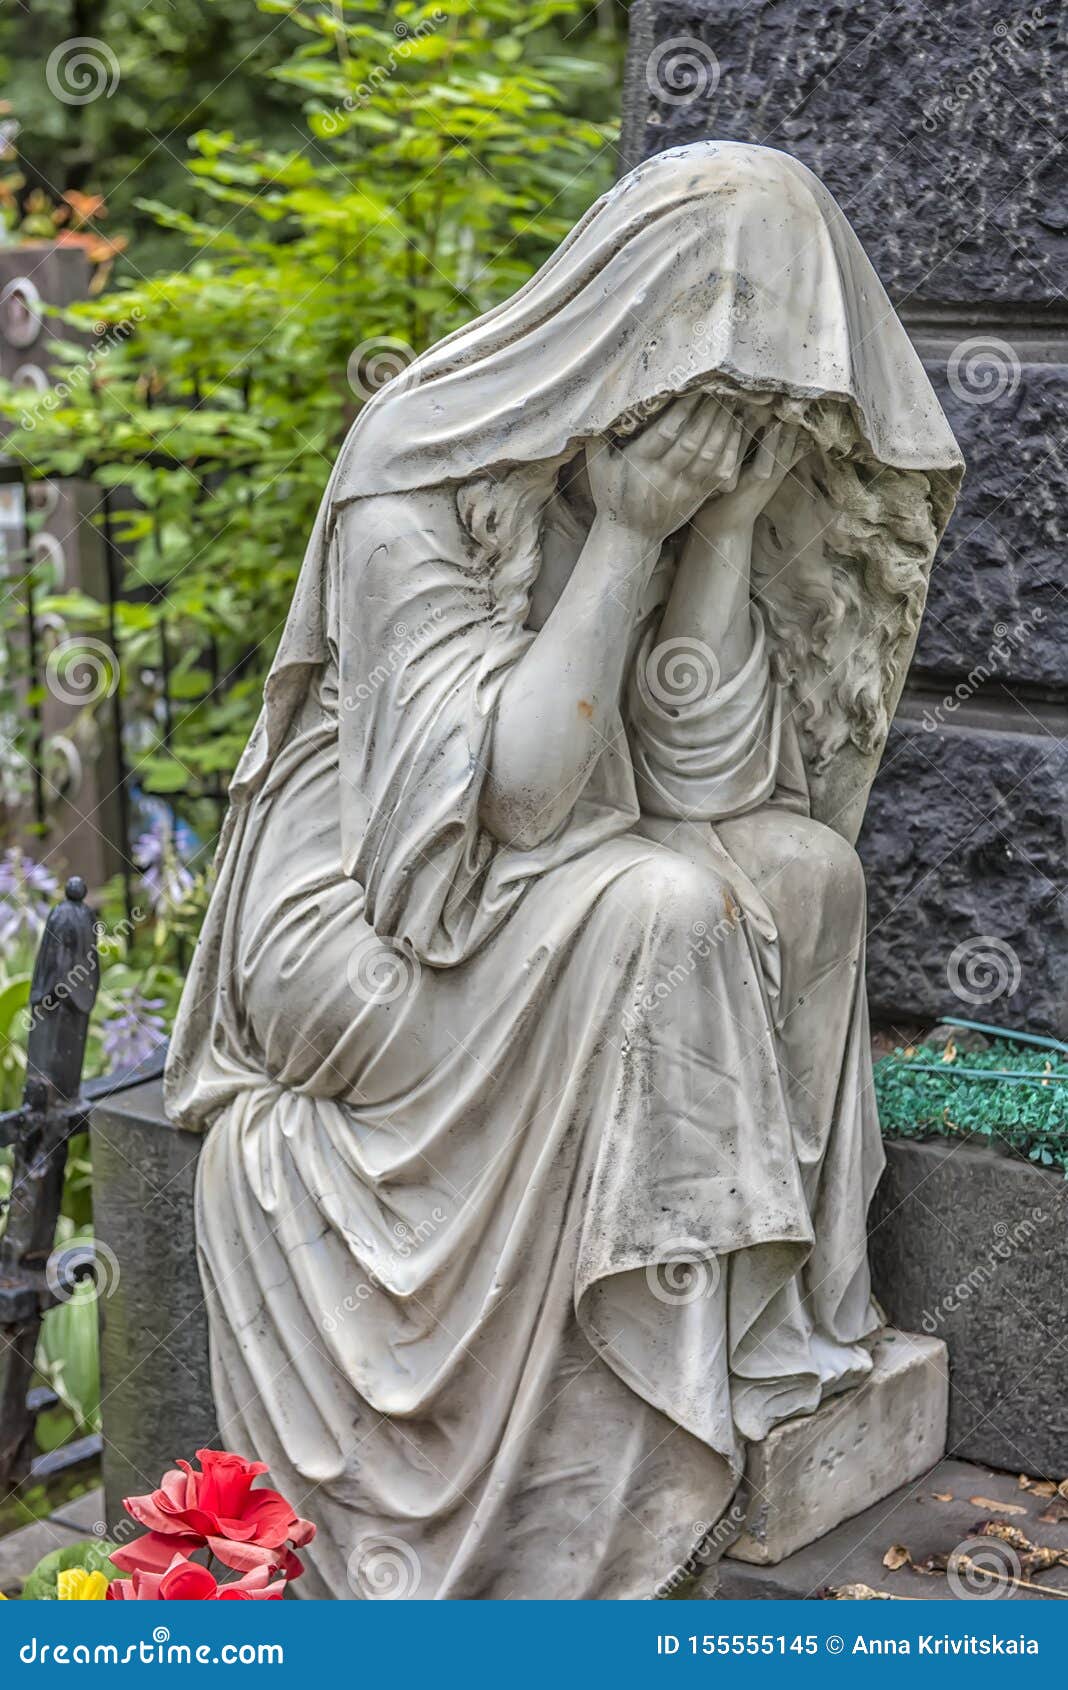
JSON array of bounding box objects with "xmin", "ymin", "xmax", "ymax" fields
[
  {"xmin": 875, "ymin": 1038, "xmax": 1068, "ymax": 1174},
  {"xmin": 0, "ymin": 0, "xmax": 305, "ymax": 270},
  {"xmin": 18, "ymin": 1539, "xmax": 120, "ymax": 1600},
  {"xmin": 0, "ymin": 907, "xmax": 184, "ymax": 1115},
  {"xmin": 0, "ymin": 886, "xmax": 186, "ymax": 1451},
  {"xmin": 0, "ymin": 2, "xmax": 621, "ymax": 1471},
  {"xmin": 0, "ymin": 0, "xmax": 620, "ymax": 828},
  {"xmin": 36, "ymin": 1231, "xmax": 103, "ymax": 1435}
]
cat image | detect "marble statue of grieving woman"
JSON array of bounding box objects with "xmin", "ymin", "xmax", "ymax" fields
[{"xmin": 167, "ymin": 141, "xmax": 964, "ymax": 1599}]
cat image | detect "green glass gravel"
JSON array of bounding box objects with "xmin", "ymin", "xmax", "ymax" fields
[{"xmin": 874, "ymin": 1038, "xmax": 1068, "ymax": 1176}]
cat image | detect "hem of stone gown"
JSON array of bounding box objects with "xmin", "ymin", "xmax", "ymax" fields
[{"xmin": 194, "ymin": 1075, "xmax": 883, "ymax": 1601}]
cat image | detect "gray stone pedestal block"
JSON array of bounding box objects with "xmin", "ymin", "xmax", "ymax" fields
[
  {"xmin": 728, "ymin": 1330, "xmax": 948, "ymax": 1566},
  {"xmin": 870, "ymin": 1135, "xmax": 1068, "ymax": 1479},
  {"xmin": 91, "ymin": 1079, "xmax": 216, "ymax": 1527}
]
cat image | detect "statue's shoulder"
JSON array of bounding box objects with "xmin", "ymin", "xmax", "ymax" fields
[{"xmin": 334, "ymin": 482, "xmax": 469, "ymax": 561}]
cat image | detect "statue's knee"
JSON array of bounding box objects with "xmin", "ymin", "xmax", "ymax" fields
[
  {"xmin": 778, "ymin": 822, "xmax": 866, "ymax": 925},
  {"xmin": 610, "ymin": 852, "xmax": 728, "ymax": 941}
]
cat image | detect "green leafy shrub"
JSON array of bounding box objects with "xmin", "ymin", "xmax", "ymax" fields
[
  {"xmin": 874, "ymin": 1038, "xmax": 1068, "ymax": 1175},
  {"xmin": 0, "ymin": 1, "xmax": 618, "ymax": 834}
]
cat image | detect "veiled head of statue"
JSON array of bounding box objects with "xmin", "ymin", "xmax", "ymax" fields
[{"xmin": 329, "ymin": 142, "xmax": 962, "ymax": 829}]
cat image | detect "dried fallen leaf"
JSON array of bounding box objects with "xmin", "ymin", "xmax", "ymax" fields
[
  {"xmin": 978, "ymin": 1522, "xmax": 1031, "ymax": 1548},
  {"xmin": 824, "ymin": 1583, "xmax": 905, "ymax": 1601},
  {"xmin": 914, "ymin": 1552, "xmax": 949, "ymax": 1575},
  {"xmin": 974, "ymin": 1522, "xmax": 1068, "ymax": 1578},
  {"xmin": 1019, "ymin": 1475, "xmax": 1057, "ymax": 1497},
  {"xmin": 1039, "ymin": 1495, "xmax": 1068, "ymax": 1525},
  {"xmin": 932, "ymin": 1491, "xmax": 954, "ymax": 1502},
  {"xmin": 969, "ymin": 1495, "xmax": 1027, "ymax": 1516},
  {"xmin": 882, "ymin": 1543, "xmax": 911, "ymax": 1570}
]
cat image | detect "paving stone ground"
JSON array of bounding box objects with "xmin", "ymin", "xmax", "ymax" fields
[{"xmin": 5, "ymin": 1471, "xmax": 1068, "ymax": 1600}]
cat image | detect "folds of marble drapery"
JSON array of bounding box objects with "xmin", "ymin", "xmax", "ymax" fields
[{"xmin": 174, "ymin": 485, "xmax": 883, "ymax": 1599}]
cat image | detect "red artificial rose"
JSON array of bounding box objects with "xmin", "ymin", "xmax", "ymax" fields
[
  {"xmin": 108, "ymin": 1554, "xmax": 287, "ymax": 1601},
  {"xmin": 109, "ymin": 1449, "xmax": 314, "ymax": 1577}
]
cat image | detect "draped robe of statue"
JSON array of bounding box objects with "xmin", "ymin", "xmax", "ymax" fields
[{"xmin": 166, "ymin": 142, "xmax": 963, "ymax": 1600}]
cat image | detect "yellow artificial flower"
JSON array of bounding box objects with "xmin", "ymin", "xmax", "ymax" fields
[{"xmin": 56, "ymin": 1567, "xmax": 110, "ymax": 1600}]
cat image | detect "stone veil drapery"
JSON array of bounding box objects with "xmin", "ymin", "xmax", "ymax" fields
[{"xmin": 166, "ymin": 142, "xmax": 963, "ymax": 1599}]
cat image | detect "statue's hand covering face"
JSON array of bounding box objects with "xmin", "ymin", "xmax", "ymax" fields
[{"xmin": 166, "ymin": 143, "xmax": 962, "ymax": 1602}]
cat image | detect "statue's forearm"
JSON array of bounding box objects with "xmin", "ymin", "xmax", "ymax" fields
[
  {"xmin": 658, "ymin": 518, "xmax": 754, "ymax": 682},
  {"xmin": 480, "ymin": 515, "xmax": 652, "ymax": 850}
]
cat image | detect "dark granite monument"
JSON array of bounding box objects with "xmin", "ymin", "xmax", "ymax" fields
[{"xmin": 622, "ymin": 0, "xmax": 1067, "ymax": 1037}]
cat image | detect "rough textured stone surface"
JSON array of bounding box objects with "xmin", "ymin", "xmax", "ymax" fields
[
  {"xmin": 91, "ymin": 1080, "xmax": 216, "ymax": 1528},
  {"xmin": 728, "ymin": 1331, "xmax": 948, "ymax": 1566},
  {"xmin": 858, "ymin": 720, "xmax": 1068, "ymax": 1038},
  {"xmin": 49, "ymin": 1487, "xmax": 106, "ymax": 1536},
  {"xmin": 0, "ymin": 1518, "xmax": 81, "ymax": 1597},
  {"xmin": 719, "ymin": 1457, "xmax": 1068, "ymax": 1598},
  {"xmin": 621, "ymin": 0, "xmax": 1068, "ymax": 306},
  {"xmin": 870, "ymin": 1136, "xmax": 1068, "ymax": 1478},
  {"xmin": 621, "ymin": 2, "xmax": 1068, "ymax": 1039},
  {"xmin": 914, "ymin": 358, "xmax": 1068, "ymax": 687}
]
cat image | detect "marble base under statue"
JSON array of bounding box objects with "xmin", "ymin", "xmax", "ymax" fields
[{"xmin": 727, "ymin": 1329, "xmax": 949, "ymax": 1567}]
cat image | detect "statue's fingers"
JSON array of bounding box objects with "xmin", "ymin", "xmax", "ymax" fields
[
  {"xmin": 677, "ymin": 405, "xmax": 723, "ymax": 459},
  {"xmin": 753, "ymin": 421, "xmax": 786, "ymax": 479},
  {"xmin": 695, "ymin": 400, "xmax": 737, "ymax": 463},
  {"xmin": 716, "ymin": 419, "xmax": 748, "ymax": 488},
  {"xmin": 783, "ymin": 424, "xmax": 805, "ymax": 467},
  {"xmin": 650, "ymin": 392, "xmax": 705, "ymax": 457}
]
